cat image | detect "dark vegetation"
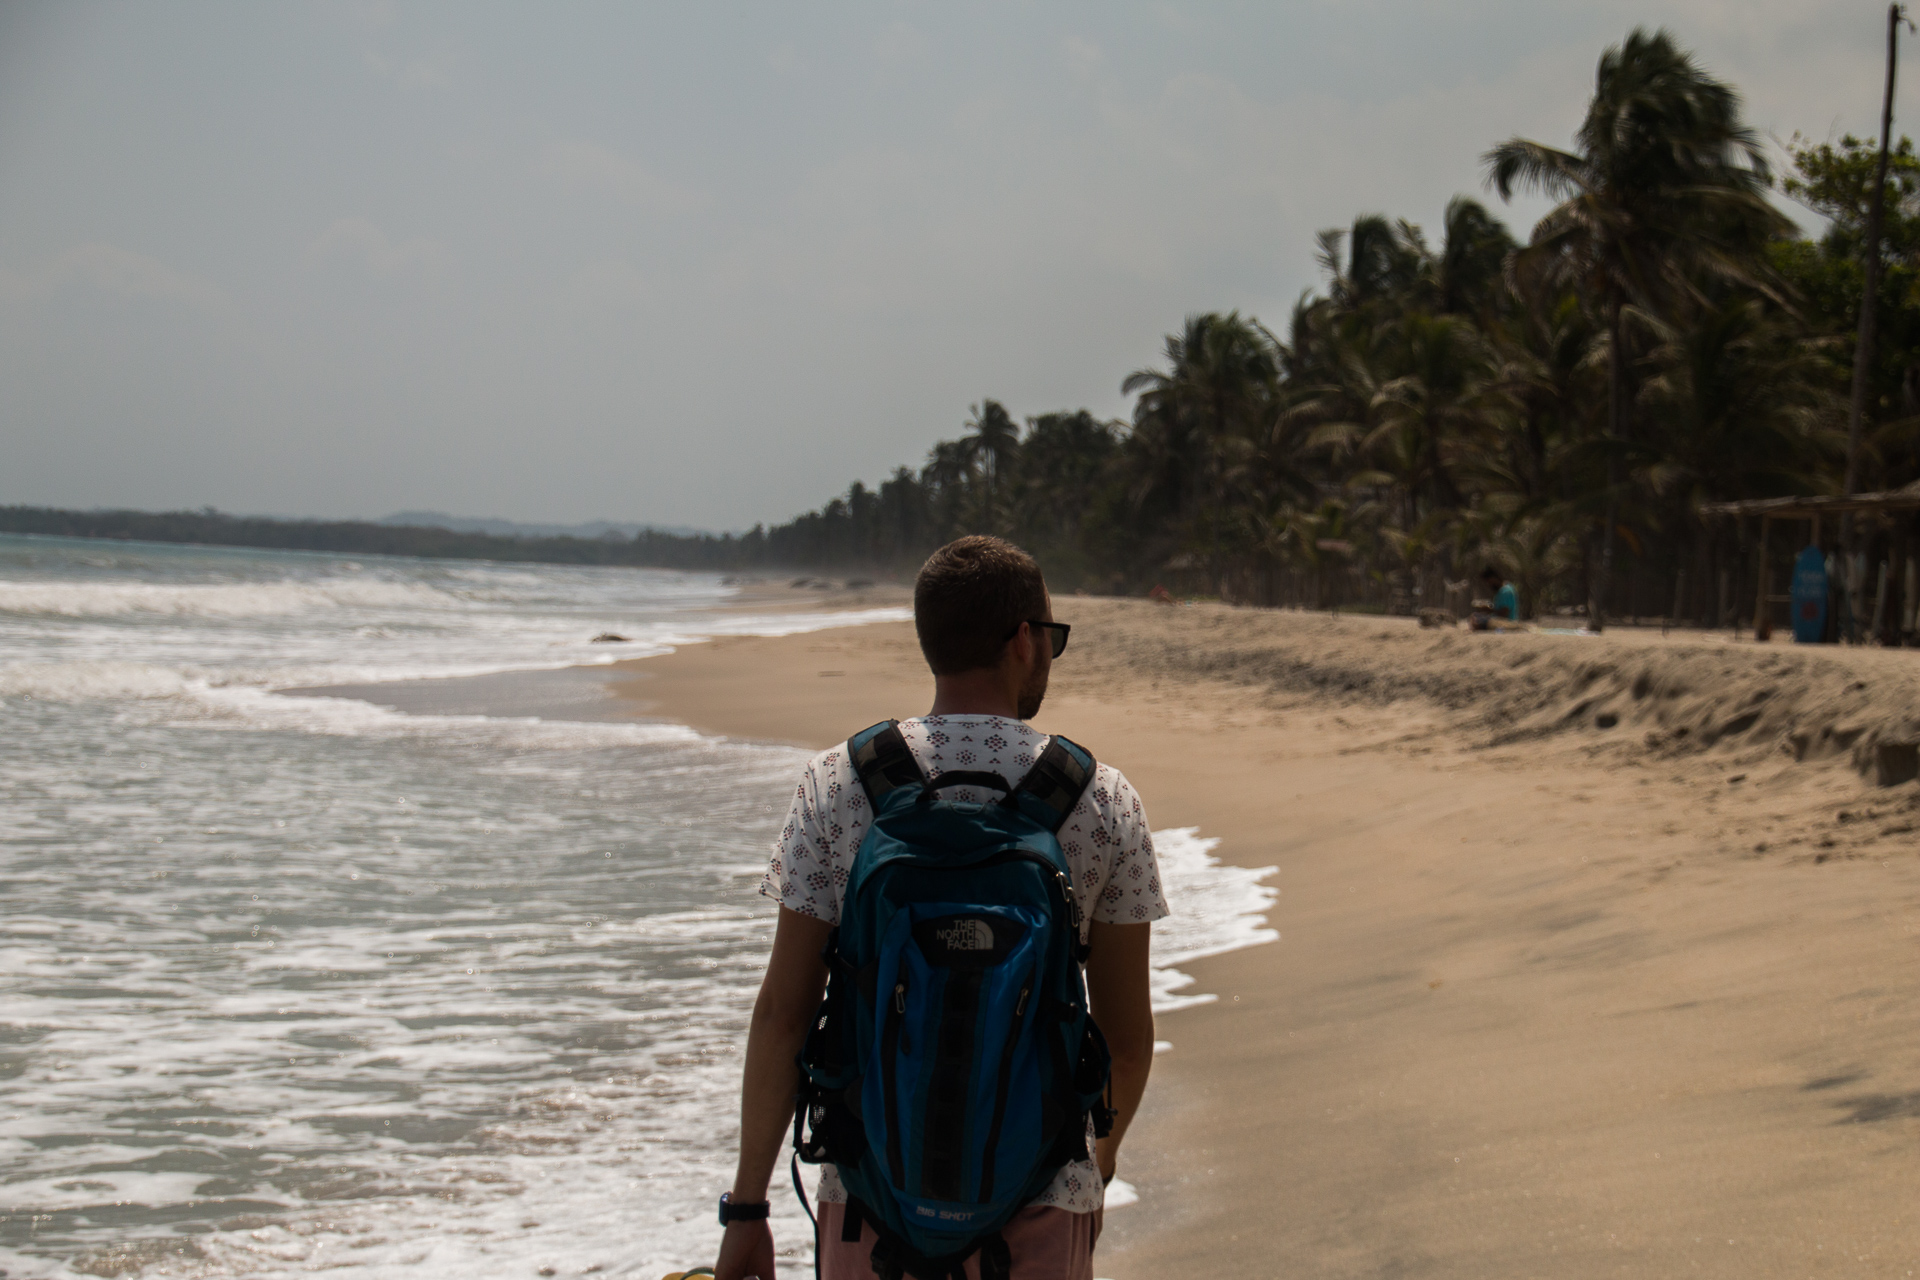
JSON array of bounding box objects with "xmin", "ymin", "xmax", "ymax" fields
[
  {"xmin": 8, "ymin": 30, "xmax": 1917, "ymax": 630},
  {"xmin": 0, "ymin": 505, "xmax": 758, "ymax": 571}
]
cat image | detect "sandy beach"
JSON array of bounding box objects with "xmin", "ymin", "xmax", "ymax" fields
[{"xmin": 608, "ymin": 598, "xmax": 1920, "ymax": 1278}]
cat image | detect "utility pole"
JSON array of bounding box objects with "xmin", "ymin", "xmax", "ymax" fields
[{"xmin": 1842, "ymin": 3, "xmax": 1909, "ymax": 640}]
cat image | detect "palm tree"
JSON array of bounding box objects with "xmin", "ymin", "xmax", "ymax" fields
[
  {"xmin": 1484, "ymin": 27, "xmax": 1791, "ymax": 628},
  {"xmin": 959, "ymin": 400, "xmax": 1021, "ymax": 531},
  {"xmin": 1432, "ymin": 196, "xmax": 1519, "ymax": 324},
  {"xmin": 1453, "ymin": 281, "xmax": 1609, "ymax": 616},
  {"xmin": 1367, "ymin": 313, "xmax": 1502, "ymax": 529},
  {"xmin": 1121, "ymin": 313, "xmax": 1284, "ymax": 590},
  {"xmin": 1315, "ymin": 215, "xmax": 1428, "ymax": 314},
  {"xmin": 1635, "ymin": 291, "xmax": 1844, "ymax": 608},
  {"xmin": 1008, "ymin": 411, "xmax": 1122, "ymax": 577}
]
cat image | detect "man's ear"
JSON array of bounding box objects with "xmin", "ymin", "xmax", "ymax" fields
[{"xmin": 1004, "ymin": 620, "xmax": 1034, "ymax": 668}]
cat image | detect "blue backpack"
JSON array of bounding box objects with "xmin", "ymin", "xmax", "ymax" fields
[{"xmin": 793, "ymin": 720, "xmax": 1113, "ymax": 1280}]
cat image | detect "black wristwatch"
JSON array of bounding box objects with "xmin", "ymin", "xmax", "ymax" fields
[{"xmin": 718, "ymin": 1192, "xmax": 771, "ymax": 1226}]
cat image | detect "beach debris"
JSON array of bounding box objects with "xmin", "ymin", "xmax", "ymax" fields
[
  {"xmin": 1595, "ymin": 712, "xmax": 1619, "ymax": 729},
  {"xmin": 1417, "ymin": 608, "xmax": 1457, "ymax": 628},
  {"xmin": 589, "ymin": 633, "xmax": 630, "ymax": 643},
  {"xmin": 844, "ymin": 578, "xmax": 874, "ymax": 589}
]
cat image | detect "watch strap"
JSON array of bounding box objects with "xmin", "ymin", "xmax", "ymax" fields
[{"xmin": 718, "ymin": 1192, "xmax": 771, "ymax": 1225}]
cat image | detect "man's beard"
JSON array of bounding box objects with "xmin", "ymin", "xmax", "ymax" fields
[{"xmin": 1016, "ymin": 665, "xmax": 1049, "ymax": 720}]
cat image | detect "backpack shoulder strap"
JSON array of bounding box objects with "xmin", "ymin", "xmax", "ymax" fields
[
  {"xmin": 847, "ymin": 720, "xmax": 925, "ymax": 809},
  {"xmin": 1008, "ymin": 734, "xmax": 1096, "ymax": 834}
]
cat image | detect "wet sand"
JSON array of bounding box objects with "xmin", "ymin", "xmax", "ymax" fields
[{"xmin": 604, "ymin": 599, "xmax": 1920, "ymax": 1278}]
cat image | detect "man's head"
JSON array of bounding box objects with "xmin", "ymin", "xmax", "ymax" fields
[
  {"xmin": 1479, "ymin": 565, "xmax": 1504, "ymax": 591},
  {"xmin": 914, "ymin": 536, "xmax": 1053, "ymax": 719}
]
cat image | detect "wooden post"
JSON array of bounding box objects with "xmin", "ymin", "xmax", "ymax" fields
[
  {"xmin": 1754, "ymin": 516, "xmax": 1772, "ymax": 640},
  {"xmin": 1719, "ymin": 567, "xmax": 1730, "ymax": 633},
  {"xmin": 1896, "ymin": 545, "xmax": 1912, "ymax": 637},
  {"xmin": 1873, "ymin": 559, "xmax": 1892, "ymax": 641},
  {"xmin": 1892, "ymin": 530, "xmax": 1910, "ymax": 644},
  {"xmin": 1847, "ymin": 5, "xmax": 1910, "ymax": 510}
]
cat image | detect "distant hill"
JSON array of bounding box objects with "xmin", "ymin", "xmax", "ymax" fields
[
  {"xmin": 378, "ymin": 511, "xmax": 717, "ymax": 540},
  {"xmin": 0, "ymin": 499, "xmax": 907, "ymax": 575}
]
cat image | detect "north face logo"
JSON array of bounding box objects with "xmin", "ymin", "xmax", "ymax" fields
[{"xmin": 934, "ymin": 918, "xmax": 994, "ymax": 951}]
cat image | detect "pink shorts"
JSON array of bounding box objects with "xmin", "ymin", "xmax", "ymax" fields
[{"xmin": 816, "ymin": 1202, "xmax": 1102, "ymax": 1280}]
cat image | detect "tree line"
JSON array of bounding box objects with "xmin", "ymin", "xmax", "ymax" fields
[
  {"xmin": 750, "ymin": 29, "xmax": 1920, "ymax": 629},
  {"xmin": 0, "ymin": 505, "xmax": 761, "ymax": 571}
]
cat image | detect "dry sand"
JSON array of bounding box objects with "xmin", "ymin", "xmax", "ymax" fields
[{"xmin": 611, "ymin": 599, "xmax": 1920, "ymax": 1278}]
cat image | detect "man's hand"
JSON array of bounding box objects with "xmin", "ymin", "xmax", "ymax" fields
[
  {"xmin": 713, "ymin": 1219, "xmax": 775, "ymax": 1280},
  {"xmin": 1084, "ymin": 920, "xmax": 1154, "ymax": 1184},
  {"xmin": 712, "ymin": 906, "xmax": 832, "ymax": 1280}
]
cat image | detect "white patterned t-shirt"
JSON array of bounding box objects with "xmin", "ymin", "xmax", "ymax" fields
[{"xmin": 762, "ymin": 714, "xmax": 1168, "ymax": 1215}]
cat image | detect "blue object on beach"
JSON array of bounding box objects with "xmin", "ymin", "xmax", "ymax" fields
[{"xmin": 1790, "ymin": 546, "xmax": 1829, "ymax": 643}]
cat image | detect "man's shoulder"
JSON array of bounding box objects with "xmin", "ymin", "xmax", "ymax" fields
[
  {"xmin": 793, "ymin": 738, "xmax": 860, "ymax": 791},
  {"xmin": 814, "ymin": 719, "xmax": 903, "ymax": 763},
  {"xmin": 1085, "ymin": 760, "xmax": 1142, "ymax": 809}
]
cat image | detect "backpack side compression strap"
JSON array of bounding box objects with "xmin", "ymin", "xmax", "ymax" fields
[
  {"xmin": 848, "ymin": 720, "xmax": 925, "ymax": 808},
  {"xmin": 1008, "ymin": 735, "xmax": 1095, "ymax": 833}
]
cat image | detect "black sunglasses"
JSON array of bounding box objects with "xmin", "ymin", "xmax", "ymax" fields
[{"xmin": 1003, "ymin": 619, "xmax": 1070, "ymax": 659}]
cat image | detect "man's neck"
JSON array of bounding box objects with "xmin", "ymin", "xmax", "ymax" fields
[{"xmin": 926, "ymin": 670, "xmax": 1021, "ymax": 719}]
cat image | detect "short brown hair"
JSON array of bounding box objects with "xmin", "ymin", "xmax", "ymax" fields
[{"xmin": 913, "ymin": 536, "xmax": 1048, "ymax": 675}]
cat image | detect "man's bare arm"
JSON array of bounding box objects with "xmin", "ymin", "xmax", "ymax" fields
[
  {"xmin": 1084, "ymin": 919, "xmax": 1154, "ymax": 1183},
  {"xmin": 713, "ymin": 906, "xmax": 833, "ymax": 1280}
]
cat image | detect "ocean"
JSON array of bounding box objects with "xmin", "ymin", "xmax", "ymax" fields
[{"xmin": 0, "ymin": 536, "xmax": 1275, "ymax": 1279}]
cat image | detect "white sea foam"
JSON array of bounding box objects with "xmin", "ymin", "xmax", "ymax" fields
[
  {"xmin": 1148, "ymin": 827, "xmax": 1280, "ymax": 1014},
  {"xmin": 0, "ymin": 576, "xmax": 451, "ymax": 619},
  {"xmin": 0, "ymin": 535, "xmax": 909, "ymax": 710}
]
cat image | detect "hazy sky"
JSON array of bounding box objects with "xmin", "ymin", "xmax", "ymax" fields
[{"xmin": 0, "ymin": 2, "xmax": 1903, "ymax": 530}]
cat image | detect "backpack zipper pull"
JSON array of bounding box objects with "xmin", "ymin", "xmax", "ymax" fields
[
  {"xmin": 1015, "ymin": 986, "xmax": 1030, "ymax": 1018},
  {"xmin": 893, "ymin": 981, "xmax": 906, "ymax": 1014}
]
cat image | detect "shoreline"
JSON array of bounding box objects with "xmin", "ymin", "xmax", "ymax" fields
[
  {"xmin": 278, "ymin": 576, "xmax": 912, "ymax": 713},
  {"xmin": 305, "ymin": 598, "xmax": 1920, "ymax": 1275}
]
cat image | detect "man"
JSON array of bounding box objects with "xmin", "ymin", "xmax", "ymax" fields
[
  {"xmin": 1470, "ymin": 565, "xmax": 1519, "ymax": 630},
  {"xmin": 1483, "ymin": 566, "xmax": 1519, "ymax": 621},
  {"xmin": 715, "ymin": 536, "xmax": 1164, "ymax": 1280}
]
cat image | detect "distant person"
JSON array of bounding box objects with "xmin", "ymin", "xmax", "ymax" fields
[
  {"xmin": 1469, "ymin": 565, "xmax": 1519, "ymax": 631},
  {"xmin": 714, "ymin": 536, "xmax": 1164, "ymax": 1280}
]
